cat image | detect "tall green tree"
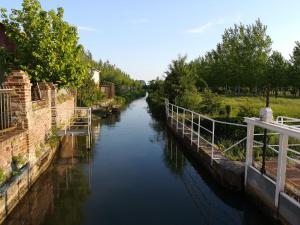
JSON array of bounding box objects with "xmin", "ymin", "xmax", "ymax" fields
[
  {"xmin": 0, "ymin": 0, "xmax": 88, "ymax": 87},
  {"xmin": 265, "ymin": 51, "xmax": 289, "ymax": 97},
  {"xmin": 164, "ymin": 55, "xmax": 195, "ymax": 102},
  {"xmin": 290, "ymin": 41, "xmax": 300, "ymax": 95}
]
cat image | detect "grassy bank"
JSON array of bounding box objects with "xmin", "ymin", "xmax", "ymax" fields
[{"xmin": 223, "ymin": 96, "xmax": 300, "ymax": 118}]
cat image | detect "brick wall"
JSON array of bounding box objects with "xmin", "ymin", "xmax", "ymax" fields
[
  {"xmin": 55, "ymin": 97, "xmax": 75, "ymax": 128},
  {"xmin": 100, "ymin": 83, "xmax": 115, "ymax": 98},
  {"xmin": 0, "ymin": 130, "xmax": 28, "ymax": 175},
  {"xmin": 0, "ymin": 71, "xmax": 75, "ymax": 175}
]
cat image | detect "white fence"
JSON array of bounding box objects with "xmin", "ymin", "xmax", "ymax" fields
[
  {"xmin": 164, "ymin": 99, "xmax": 247, "ymax": 162},
  {"xmin": 245, "ymin": 118, "xmax": 300, "ymax": 210}
]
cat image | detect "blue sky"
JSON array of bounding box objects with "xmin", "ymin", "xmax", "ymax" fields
[{"xmin": 2, "ymin": 0, "xmax": 300, "ymax": 81}]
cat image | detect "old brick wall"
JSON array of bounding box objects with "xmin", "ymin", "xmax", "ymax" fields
[
  {"xmin": 55, "ymin": 97, "xmax": 75, "ymax": 128},
  {"xmin": 0, "ymin": 131, "xmax": 28, "ymax": 175},
  {"xmin": 0, "ymin": 71, "xmax": 75, "ymax": 173},
  {"xmin": 0, "ymin": 70, "xmax": 77, "ymax": 223}
]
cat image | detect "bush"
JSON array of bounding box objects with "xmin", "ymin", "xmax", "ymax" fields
[
  {"xmin": 200, "ymin": 89, "xmax": 223, "ymax": 115},
  {"xmin": 175, "ymin": 90, "xmax": 202, "ymax": 111},
  {"xmin": 237, "ymin": 104, "xmax": 258, "ymax": 118},
  {"xmin": 225, "ymin": 105, "xmax": 232, "ymax": 117},
  {"xmin": 12, "ymin": 154, "xmax": 26, "ymax": 169},
  {"xmin": 47, "ymin": 127, "xmax": 60, "ymax": 148},
  {"xmin": 0, "ymin": 168, "xmax": 6, "ymax": 184}
]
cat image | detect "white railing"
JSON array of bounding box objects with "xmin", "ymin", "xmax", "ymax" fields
[
  {"xmin": 245, "ymin": 118, "xmax": 300, "ymax": 207},
  {"xmin": 165, "ymin": 99, "xmax": 247, "ymax": 162},
  {"xmin": 52, "ymin": 107, "xmax": 92, "ymax": 136},
  {"xmin": 276, "ymin": 116, "xmax": 300, "ymax": 130}
]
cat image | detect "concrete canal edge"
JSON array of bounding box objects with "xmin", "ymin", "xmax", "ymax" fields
[
  {"xmin": 166, "ymin": 121, "xmax": 245, "ymax": 192},
  {"xmin": 0, "ymin": 143, "xmax": 59, "ymax": 224}
]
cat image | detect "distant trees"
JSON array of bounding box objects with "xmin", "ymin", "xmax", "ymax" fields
[
  {"xmin": 290, "ymin": 42, "xmax": 300, "ymax": 95},
  {"xmin": 95, "ymin": 60, "xmax": 143, "ymax": 95},
  {"xmin": 162, "ymin": 19, "xmax": 300, "ymax": 99},
  {"xmin": 0, "ymin": 0, "xmax": 88, "ymax": 87}
]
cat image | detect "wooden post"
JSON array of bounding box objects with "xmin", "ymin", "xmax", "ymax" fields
[{"xmin": 275, "ymin": 134, "xmax": 288, "ymax": 207}]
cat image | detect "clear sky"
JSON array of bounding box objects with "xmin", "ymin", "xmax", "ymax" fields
[{"xmin": 1, "ymin": 0, "xmax": 300, "ymax": 81}]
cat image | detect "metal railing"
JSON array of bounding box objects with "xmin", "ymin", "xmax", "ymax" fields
[
  {"xmin": 0, "ymin": 88, "xmax": 13, "ymax": 134},
  {"xmin": 165, "ymin": 99, "xmax": 247, "ymax": 162},
  {"xmin": 276, "ymin": 116, "xmax": 300, "ymax": 130},
  {"xmin": 245, "ymin": 117, "xmax": 300, "ymax": 207},
  {"xmin": 52, "ymin": 107, "xmax": 92, "ymax": 135}
]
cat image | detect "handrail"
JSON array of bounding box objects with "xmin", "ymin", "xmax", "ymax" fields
[
  {"xmin": 165, "ymin": 100, "xmax": 248, "ymax": 162},
  {"xmin": 168, "ymin": 102, "xmax": 247, "ymax": 127}
]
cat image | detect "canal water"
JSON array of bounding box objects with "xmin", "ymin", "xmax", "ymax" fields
[{"xmin": 3, "ymin": 97, "xmax": 273, "ymax": 225}]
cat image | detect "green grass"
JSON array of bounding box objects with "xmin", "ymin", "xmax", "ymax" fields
[{"xmin": 222, "ymin": 96, "xmax": 300, "ymax": 118}]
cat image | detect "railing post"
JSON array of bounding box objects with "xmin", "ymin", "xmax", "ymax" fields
[
  {"xmin": 171, "ymin": 104, "xmax": 174, "ymax": 126},
  {"xmin": 197, "ymin": 114, "xmax": 200, "ymax": 149},
  {"xmin": 211, "ymin": 120, "xmax": 215, "ymax": 163},
  {"xmin": 176, "ymin": 106, "xmax": 178, "ymax": 131},
  {"xmin": 244, "ymin": 123, "xmax": 254, "ymax": 186},
  {"xmin": 165, "ymin": 99, "xmax": 169, "ymax": 118},
  {"xmin": 191, "ymin": 112, "xmax": 194, "ymax": 145},
  {"xmin": 275, "ymin": 134, "xmax": 288, "ymax": 208},
  {"xmin": 182, "ymin": 109, "xmax": 185, "ymax": 137}
]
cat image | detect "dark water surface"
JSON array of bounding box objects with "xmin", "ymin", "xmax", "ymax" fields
[{"xmin": 3, "ymin": 97, "xmax": 273, "ymax": 225}]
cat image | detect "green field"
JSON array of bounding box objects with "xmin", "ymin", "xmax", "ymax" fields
[{"xmin": 223, "ymin": 96, "xmax": 300, "ymax": 118}]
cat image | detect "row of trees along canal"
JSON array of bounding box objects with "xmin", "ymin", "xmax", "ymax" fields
[
  {"xmin": 0, "ymin": 0, "xmax": 145, "ymax": 108},
  {"xmin": 147, "ymin": 19, "xmax": 300, "ymax": 161}
]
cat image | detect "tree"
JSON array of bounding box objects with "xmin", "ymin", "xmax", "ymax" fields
[
  {"xmin": 0, "ymin": 0, "xmax": 88, "ymax": 87},
  {"xmin": 290, "ymin": 41, "xmax": 300, "ymax": 95},
  {"xmin": 266, "ymin": 51, "xmax": 289, "ymax": 97},
  {"xmin": 164, "ymin": 55, "xmax": 195, "ymax": 102}
]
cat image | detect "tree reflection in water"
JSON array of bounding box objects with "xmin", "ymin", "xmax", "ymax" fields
[{"xmin": 3, "ymin": 117, "xmax": 102, "ymax": 225}]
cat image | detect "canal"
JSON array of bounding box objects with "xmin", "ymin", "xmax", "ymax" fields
[{"xmin": 3, "ymin": 97, "xmax": 273, "ymax": 225}]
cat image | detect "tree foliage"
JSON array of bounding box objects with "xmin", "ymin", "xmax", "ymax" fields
[{"xmin": 0, "ymin": 0, "xmax": 88, "ymax": 87}]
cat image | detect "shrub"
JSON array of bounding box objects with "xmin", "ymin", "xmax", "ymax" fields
[
  {"xmin": 175, "ymin": 90, "xmax": 202, "ymax": 111},
  {"xmin": 200, "ymin": 89, "xmax": 223, "ymax": 115},
  {"xmin": 47, "ymin": 127, "xmax": 60, "ymax": 148},
  {"xmin": 225, "ymin": 104, "xmax": 232, "ymax": 117},
  {"xmin": 0, "ymin": 168, "xmax": 6, "ymax": 185},
  {"xmin": 237, "ymin": 105, "xmax": 257, "ymax": 118},
  {"xmin": 12, "ymin": 154, "xmax": 26, "ymax": 169}
]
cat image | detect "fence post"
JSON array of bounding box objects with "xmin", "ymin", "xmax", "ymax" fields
[
  {"xmin": 244, "ymin": 123, "xmax": 254, "ymax": 186},
  {"xmin": 211, "ymin": 120, "xmax": 215, "ymax": 163},
  {"xmin": 176, "ymin": 106, "xmax": 178, "ymax": 131},
  {"xmin": 197, "ymin": 114, "xmax": 200, "ymax": 149},
  {"xmin": 182, "ymin": 109, "xmax": 185, "ymax": 137},
  {"xmin": 171, "ymin": 104, "xmax": 174, "ymax": 126},
  {"xmin": 275, "ymin": 134, "xmax": 288, "ymax": 207},
  {"xmin": 191, "ymin": 112, "xmax": 194, "ymax": 145}
]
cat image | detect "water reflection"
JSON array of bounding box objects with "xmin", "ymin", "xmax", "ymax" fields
[
  {"xmin": 3, "ymin": 116, "xmax": 102, "ymax": 225},
  {"xmin": 153, "ymin": 120, "xmax": 274, "ymax": 225}
]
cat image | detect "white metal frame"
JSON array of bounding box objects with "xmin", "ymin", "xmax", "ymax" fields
[
  {"xmin": 165, "ymin": 99, "xmax": 247, "ymax": 163},
  {"xmin": 244, "ymin": 118, "xmax": 300, "ymax": 207}
]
